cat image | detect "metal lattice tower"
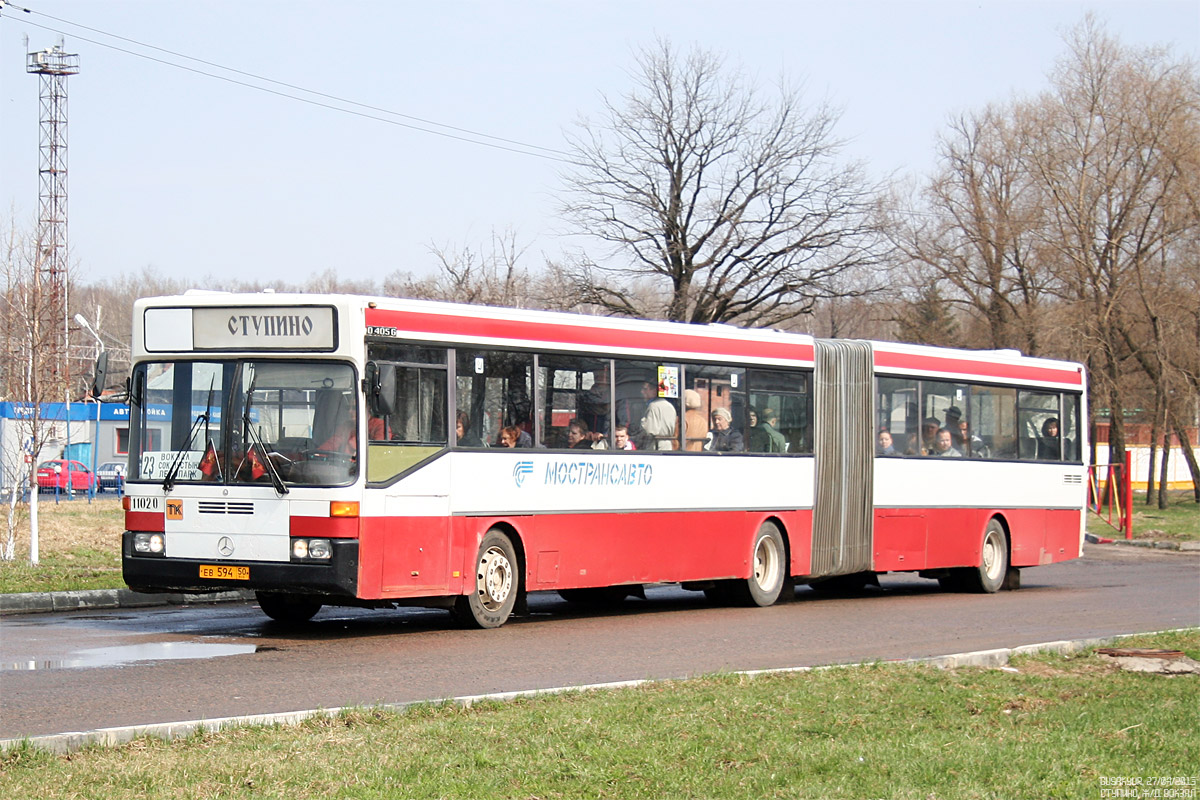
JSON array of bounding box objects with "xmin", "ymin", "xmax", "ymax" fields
[{"xmin": 26, "ymin": 45, "xmax": 80, "ymax": 389}]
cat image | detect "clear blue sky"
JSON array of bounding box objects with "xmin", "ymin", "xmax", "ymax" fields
[{"xmin": 1, "ymin": 1, "xmax": 1197, "ymax": 287}]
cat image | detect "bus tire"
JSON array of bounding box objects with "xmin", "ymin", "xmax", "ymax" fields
[
  {"xmin": 730, "ymin": 521, "xmax": 787, "ymax": 607},
  {"xmin": 967, "ymin": 519, "xmax": 1008, "ymax": 594},
  {"xmin": 256, "ymin": 591, "xmax": 322, "ymax": 624},
  {"xmin": 454, "ymin": 529, "xmax": 519, "ymax": 629}
]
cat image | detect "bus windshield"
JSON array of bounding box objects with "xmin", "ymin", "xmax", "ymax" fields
[{"xmin": 131, "ymin": 360, "xmax": 360, "ymax": 487}]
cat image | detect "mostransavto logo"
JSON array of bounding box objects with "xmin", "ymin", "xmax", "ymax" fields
[{"xmin": 513, "ymin": 461, "xmax": 534, "ymax": 487}]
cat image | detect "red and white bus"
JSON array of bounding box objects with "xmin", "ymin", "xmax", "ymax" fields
[{"xmin": 119, "ymin": 292, "xmax": 1088, "ymax": 626}]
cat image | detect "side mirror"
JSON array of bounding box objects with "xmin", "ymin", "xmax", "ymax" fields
[
  {"xmin": 90, "ymin": 352, "xmax": 109, "ymax": 398},
  {"xmin": 364, "ymin": 362, "xmax": 396, "ymax": 417}
]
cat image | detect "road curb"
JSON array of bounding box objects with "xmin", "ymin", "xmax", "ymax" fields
[
  {"xmin": 0, "ymin": 588, "xmax": 254, "ymax": 616},
  {"xmin": 2, "ymin": 629, "xmax": 1191, "ymax": 755},
  {"xmin": 1085, "ymin": 533, "xmax": 1198, "ymax": 551}
]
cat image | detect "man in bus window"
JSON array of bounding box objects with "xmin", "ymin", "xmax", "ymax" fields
[
  {"xmin": 921, "ymin": 417, "xmax": 941, "ymax": 455},
  {"xmin": 759, "ymin": 408, "xmax": 787, "ymax": 453},
  {"xmin": 613, "ymin": 424, "xmax": 636, "ymax": 450},
  {"xmin": 639, "ymin": 381, "xmax": 677, "ymax": 450},
  {"xmin": 567, "ymin": 418, "xmax": 596, "ymax": 450},
  {"xmin": 932, "ymin": 428, "xmax": 963, "ymax": 457}
]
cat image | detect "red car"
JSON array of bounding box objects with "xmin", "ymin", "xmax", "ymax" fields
[{"xmin": 36, "ymin": 460, "xmax": 96, "ymax": 492}]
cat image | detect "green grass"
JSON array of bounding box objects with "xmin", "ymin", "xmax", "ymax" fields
[
  {"xmin": 0, "ymin": 495, "xmax": 124, "ymax": 594},
  {"xmin": 1088, "ymin": 490, "xmax": 1200, "ymax": 542},
  {"xmin": 0, "ymin": 547, "xmax": 121, "ymax": 593},
  {"xmin": 2, "ymin": 631, "xmax": 1197, "ymax": 799}
]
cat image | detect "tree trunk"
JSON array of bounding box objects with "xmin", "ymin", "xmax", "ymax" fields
[
  {"xmin": 1170, "ymin": 412, "xmax": 1200, "ymax": 503},
  {"xmin": 27, "ymin": 460, "xmax": 39, "ymax": 565},
  {"xmin": 1158, "ymin": 431, "xmax": 1170, "ymax": 510},
  {"xmin": 1146, "ymin": 393, "xmax": 1162, "ymax": 505}
]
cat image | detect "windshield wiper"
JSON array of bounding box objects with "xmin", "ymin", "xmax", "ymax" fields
[
  {"xmin": 162, "ymin": 413, "xmax": 207, "ymax": 492},
  {"xmin": 162, "ymin": 376, "xmax": 217, "ymax": 492},
  {"xmin": 236, "ymin": 369, "xmax": 288, "ymax": 495},
  {"xmin": 245, "ymin": 421, "xmax": 289, "ymax": 496}
]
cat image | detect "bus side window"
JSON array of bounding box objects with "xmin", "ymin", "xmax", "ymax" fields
[
  {"xmin": 537, "ymin": 356, "xmax": 610, "ymax": 449},
  {"xmin": 613, "ymin": 361, "xmax": 680, "ymax": 451},
  {"xmin": 968, "ymin": 385, "xmax": 1016, "ymax": 460},
  {"xmin": 686, "ymin": 364, "xmax": 745, "ymax": 453},
  {"xmin": 876, "ymin": 376, "xmax": 918, "ymax": 456},
  {"xmin": 747, "ymin": 369, "xmax": 810, "ymax": 455}
]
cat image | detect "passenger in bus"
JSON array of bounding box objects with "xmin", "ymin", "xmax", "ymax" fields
[
  {"xmin": 683, "ymin": 389, "xmax": 709, "ymax": 451},
  {"xmin": 945, "ymin": 410, "xmax": 984, "ymax": 460},
  {"xmin": 757, "ymin": 408, "xmax": 787, "ymax": 453},
  {"xmin": 613, "ymin": 424, "xmax": 636, "ymax": 450},
  {"xmin": 498, "ymin": 425, "xmax": 532, "ymax": 448},
  {"xmin": 920, "ymin": 417, "xmax": 941, "ymax": 455},
  {"xmin": 318, "ymin": 394, "xmax": 358, "ymax": 454},
  {"xmin": 932, "ymin": 428, "xmax": 963, "ymax": 457},
  {"xmin": 746, "ymin": 409, "xmax": 764, "ymax": 451},
  {"xmin": 1037, "ymin": 418, "xmax": 1061, "ymax": 460},
  {"xmin": 639, "ymin": 381, "xmax": 677, "ymax": 450},
  {"xmin": 709, "ymin": 407, "xmax": 744, "ymax": 452},
  {"xmin": 456, "ymin": 411, "xmax": 485, "ymax": 448},
  {"xmin": 567, "ymin": 418, "xmax": 597, "ymax": 450},
  {"xmin": 876, "ymin": 429, "xmax": 897, "ymax": 456}
]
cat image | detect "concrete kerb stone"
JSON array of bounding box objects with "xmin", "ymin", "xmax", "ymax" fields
[
  {"xmin": 0, "ymin": 588, "xmax": 254, "ymax": 616},
  {"xmin": 1085, "ymin": 533, "xmax": 1198, "ymax": 551},
  {"xmin": 3, "ymin": 629, "xmax": 1193, "ymax": 756}
]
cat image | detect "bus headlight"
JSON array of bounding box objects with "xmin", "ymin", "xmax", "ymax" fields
[
  {"xmin": 134, "ymin": 533, "xmax": 165, "ymax": 554},
  {"xmin": 292, "ymin": 538, "xmax": 332, "ymax": 561}
]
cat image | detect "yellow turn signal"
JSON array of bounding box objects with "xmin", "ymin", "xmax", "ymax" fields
[{"xmin": 330, "ymin": 501, "xmax": 360, "ymax": 518}]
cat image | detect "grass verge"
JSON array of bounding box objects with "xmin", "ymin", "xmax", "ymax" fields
[
  {"xmin": 1, "ymin": 630, "xmax": 1197, "ymax": 799},
  {"xmin": 1087, "ymin": 490, "xmax": 1200, "ymax": 543},
  {"xmin": 0, "ymin": 495, "xmax": 123, "ymax": 593}
]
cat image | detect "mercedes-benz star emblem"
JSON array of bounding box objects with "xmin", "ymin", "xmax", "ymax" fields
[{"xmin": 217, "ymin": 536, "xmax": 235, "ymax": 557}]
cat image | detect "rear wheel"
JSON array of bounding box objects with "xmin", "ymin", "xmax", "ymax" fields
[
  {"xmin": 729, "ymin": 521, "xmax": 787, "ymax": 607},
  {"xmin": 256, "ymin": 591, "xmax": 322, "ymax": 624},
  {"xmin": 967, "ymin": 519, "xmax": 1009, "ymax": 593},
  {"xmin": 454, "ymin": 529, "xmax": 519, "ymax": 628}
]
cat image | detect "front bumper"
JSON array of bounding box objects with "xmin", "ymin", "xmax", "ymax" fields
[{"xmin": 122, "ymin": 532, "xmax": 359, "ymax": 597}]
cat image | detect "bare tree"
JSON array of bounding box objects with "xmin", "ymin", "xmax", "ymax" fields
[
  {"xmin": 888, "ymin": 106, "xmax": 1051, "ymax": 352},
  {"xmin": 1, "ymin": 222, "xmax": 71, "ymax": 563},
  {"xmin": 1029, "ymin": 16, "xmax": 1199, "ymax": 474},
  {"xmin": 559, "ymin": 40, "xmax": 886, "ymax": 327}
]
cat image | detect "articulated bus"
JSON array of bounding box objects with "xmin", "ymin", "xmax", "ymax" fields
[{"xmin": 119, "ymin": 292, "xmax": 1088, "ymax": 627}]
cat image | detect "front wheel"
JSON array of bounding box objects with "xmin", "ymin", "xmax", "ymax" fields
[
  {"xmin": 729, "ymin": 521, "xmax": 787, "ymax": 607},
  {"xmin": 454, "ymin": 529, "xmax": 520, "ymax": 629},
  {"xmin": 256, "ymin": 591, "xmax": 322, "ymax": 624}
]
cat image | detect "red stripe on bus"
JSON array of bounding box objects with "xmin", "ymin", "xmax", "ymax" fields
[
  {"xmin": 873, "ymin": 350, "xmax": 1083, "ymax": 386},
  {"xmin": 365, "ymin": 308, "xmax": 815, "ymax": 363},
  {"xmin": 125, "ymin": 511, "xmax": 164, "ymax": 532},
  {"xmin": 290, "ymin": 515, "xmax": 361, "ymax": 539}
]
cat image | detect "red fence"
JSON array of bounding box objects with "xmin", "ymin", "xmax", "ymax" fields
[{"xmin": 1088, "ymin": 450, "xmax": 1133, "ymax": 539}]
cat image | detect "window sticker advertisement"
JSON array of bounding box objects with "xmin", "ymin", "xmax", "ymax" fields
[{"xmin": 657, "ymin": 366, "xmax": 679, "ymax": 398}]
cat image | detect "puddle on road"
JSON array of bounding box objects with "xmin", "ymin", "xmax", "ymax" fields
[{"xmin": 2, "ymin": 641, "xmax": 258, "ymax": 671}]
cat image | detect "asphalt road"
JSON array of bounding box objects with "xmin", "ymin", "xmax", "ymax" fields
[{"xmin": 1, "ymin": 544, "xmax": 1197, "ymax": 740}]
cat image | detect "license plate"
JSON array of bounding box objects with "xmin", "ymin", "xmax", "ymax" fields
[{"xmin": 200, "ymin": 564, "xmax": 250, "ymax": 581}]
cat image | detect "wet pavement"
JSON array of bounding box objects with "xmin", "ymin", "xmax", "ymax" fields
[{"xmin": 1, "ymin": 545, "xmax": 1196, "ymax": 742}]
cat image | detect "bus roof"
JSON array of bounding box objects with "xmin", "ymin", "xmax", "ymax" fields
[{"xmin": 133, "ymin": 292, "xmax": 1084, "ymax": 388}]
